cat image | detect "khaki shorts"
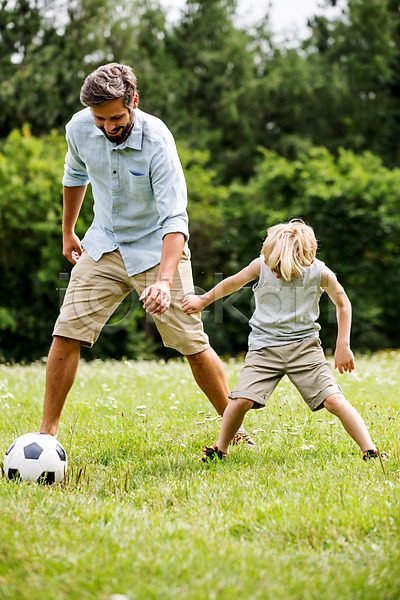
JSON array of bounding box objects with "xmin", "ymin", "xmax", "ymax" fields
[
  {"xmin": 229, "ymin": 336, "xmax": 342, "ymax": 411},
  {"xmin": 53, "ymin": 248, "xmax": 209, "ymax": 356}
]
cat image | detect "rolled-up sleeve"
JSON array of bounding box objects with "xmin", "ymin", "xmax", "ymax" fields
[
  {"xmin": 62, "ymin": 124, "xmax": 90, "ymax": 187},
  {"xmin": 150, "ymin": 134, "xmax": 189, "ymax": 241}
]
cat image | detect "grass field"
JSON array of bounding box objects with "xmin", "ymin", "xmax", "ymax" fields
[{"xmin": 0, "ymin": 352, "xmax": 399, "ymax": 600}]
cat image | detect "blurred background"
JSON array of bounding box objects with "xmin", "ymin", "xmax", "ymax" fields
[{"xmin": 1, "ymin": 0, "xmax": 400, "ymax": 362}]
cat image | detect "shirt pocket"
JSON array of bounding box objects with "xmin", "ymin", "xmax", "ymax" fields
[{"xmin": 127, "ymin": 171, "xmax": 154, "ymax": 206}]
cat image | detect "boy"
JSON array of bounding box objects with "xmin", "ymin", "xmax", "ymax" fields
[{"xmin": 182, "ymin": 219, "xmax": 383, "ymax": 461}]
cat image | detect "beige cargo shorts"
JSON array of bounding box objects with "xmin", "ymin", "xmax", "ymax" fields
[
  {"xmin": 53, "ymin": 248, "xmax": 209, "ymax": 356},
  {"xmin": 229, "ymin": 336, "xmax": 342, "ymax": 411}
]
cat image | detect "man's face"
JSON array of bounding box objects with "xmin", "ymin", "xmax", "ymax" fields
[{"xmin": 91, "ymin": 96, "xmax": 138, "ymax": 144}]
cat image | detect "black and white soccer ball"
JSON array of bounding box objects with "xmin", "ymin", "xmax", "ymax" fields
[{"xmin": 4, "ymin": 432, "xmax": 68, "ymax": 484}]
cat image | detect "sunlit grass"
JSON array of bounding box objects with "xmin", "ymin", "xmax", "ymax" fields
[{"xmin": 1, "ymin": 352, "xmax": 400, "ymax": 600}]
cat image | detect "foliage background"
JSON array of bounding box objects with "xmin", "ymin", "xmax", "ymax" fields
[{"xmin": 1, "ymin": 0, "xmax": 400, "ymax": 361}]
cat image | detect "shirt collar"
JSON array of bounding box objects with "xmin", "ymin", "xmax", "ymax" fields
[{"xmin": 93, "ymin": 108, "xmax": 144, "ymax": 150}]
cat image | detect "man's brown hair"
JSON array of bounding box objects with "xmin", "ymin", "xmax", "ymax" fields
[{"xmin": 80, "ymin": 63, "xmax": 137, "ymax": 108}]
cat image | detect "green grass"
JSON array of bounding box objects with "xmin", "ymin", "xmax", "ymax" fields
[{"xmin": 1, "ymin": 352, "xmax": 400, "ymax": 600}]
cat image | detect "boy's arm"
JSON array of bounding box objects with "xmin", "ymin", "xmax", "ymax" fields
[
  {"xmin": 321, "ymin": 266, "xmax": 355, "ymax": 373},
  {"xmin": 182, "ymin": 258, "xmax": 261, "ymax": 314}
]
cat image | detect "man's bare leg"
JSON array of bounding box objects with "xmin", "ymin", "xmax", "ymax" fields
[
  {"xmin": 185, "ymin": 347, "xmax": 229, "ymax": 416},
  {"xmin": 40, "ymin": 336, "xmax": 81, "ymax": 436}
]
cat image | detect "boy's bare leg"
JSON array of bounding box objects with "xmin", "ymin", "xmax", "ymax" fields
[
  {"xmin": 40, "ymin": 336, "xmax": 81, "ymax": 436},
  {"xmin": 324, "ymin": 393, "xmax": 376, "ymax": 452},
  {"xmin": 217, "ymin": 397, "xmax": 254, "ymax": 453},
  {"xmin": 186, "ymin": 347, "xmax": 230, "ymax": 416}
]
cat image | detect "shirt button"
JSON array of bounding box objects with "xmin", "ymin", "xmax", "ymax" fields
[{"xmin": 113, "ymin": 170, "xmax": 117, "ymax": 174}]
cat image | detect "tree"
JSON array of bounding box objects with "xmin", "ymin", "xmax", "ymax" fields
[
  {"xmin": 165, "ymin": 0, "xmax": 272, "ymax": 180},
  {"xmin": 302, "ymin": 0, "xmax": 400, "ymax": 166}
]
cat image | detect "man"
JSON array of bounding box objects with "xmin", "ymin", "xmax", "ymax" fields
[{"xmin": 39, "ymin": 62, "xmax": 254, "ymax": 446}]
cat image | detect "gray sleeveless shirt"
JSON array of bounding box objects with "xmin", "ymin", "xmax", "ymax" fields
[{"xmin": 248, "ymin": 257, "xmax": 325, "ymax": 350}]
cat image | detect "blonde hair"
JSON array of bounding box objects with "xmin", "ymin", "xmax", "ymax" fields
[{"xmin": 261, "ymin": 219, "xmax": 317, "ymax": 281}]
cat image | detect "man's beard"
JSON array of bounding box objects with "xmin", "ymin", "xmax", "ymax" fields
[{"xmin": 100, "ymin": 118, "xmax": 133, "ymax": 144}]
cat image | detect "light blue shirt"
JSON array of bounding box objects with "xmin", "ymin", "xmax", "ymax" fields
[{"xmin": 62, "ymin": 107, "xmax": 189, "ymax": 276}]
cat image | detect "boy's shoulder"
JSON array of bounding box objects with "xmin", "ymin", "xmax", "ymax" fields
[
  {"xmin": 304, "ymin": 258, "xmax": 325, "ymax": 282},
  {"xmin": 257, "ymin": 256, "xmax": 325, "ymax": 287},
  {"xmin": 312, "ymin": 257, "xmax": 325, "ymax": 270}
]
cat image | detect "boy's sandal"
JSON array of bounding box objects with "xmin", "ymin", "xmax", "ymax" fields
[
  {"xmin": 201, "ymin": 444, "xmax": 226, "ymax": 462},
  {"xmin": 362, "ymin": 449, "xmax": 388, "ymax": 461}
]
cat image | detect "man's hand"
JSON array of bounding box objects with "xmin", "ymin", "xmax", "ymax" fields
[
  {"xmin": 63, "ymin": 232, "xmax": 82, "ymax": 265},
  {"xmin": 139, "ymin": 281, "xmax": 171, "ymax": 315},
  {"xmin": 182, "ymin": 294, "xmax": 207, "ymax": 315},
  {"xmin": 334, "ymin": 345, "xmax": 355, "ymax": 374}
]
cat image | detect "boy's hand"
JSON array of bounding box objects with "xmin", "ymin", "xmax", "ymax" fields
[
  {"xmin": 334, "ymin": 346, "xmax": 355, "ymax": 374},
  {"xmin": 182, "ymin": 294, "xmax": 207, "ymax": 314}
]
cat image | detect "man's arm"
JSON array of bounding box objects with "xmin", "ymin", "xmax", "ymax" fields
[
  {"xmin": 182, "ymin": 258, "xmax": 261, "ymax": 315},
  {"xmin": 150, "ymin": 135, "xmax": 189, "ymax": 243},
  {"xmin": 139, "ymin": 232, "xmax": 186, "ymax": 315},
  {"xmin": 62, "ymin": 185, "xmax": 87, "ymax": 264},
  {"xmin": 137, "ymin": 129, "xmax": 189, "ymax": 316},
  {"xmin": 321, "ymin": 266, "xmax": 355, "ymax": 373}
]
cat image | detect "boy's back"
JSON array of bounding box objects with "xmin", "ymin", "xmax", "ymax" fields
[{"xmin": 249, "ymin": 257, "xmax": 324, "ymax": 349}]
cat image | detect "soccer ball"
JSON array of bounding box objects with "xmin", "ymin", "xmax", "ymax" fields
[{"xmin": 4, "ymin": 432, "xmax": 68, "ymax": 484}]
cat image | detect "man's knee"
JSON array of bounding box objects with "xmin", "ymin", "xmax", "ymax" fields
[
  {"xmin": 52, "ymin": 335, "xmax": 81, "ymax": 347},
  {"xmin": 185, "ymin": 348, "xmax": 210, "ymax": 364},
  {"xmin": 50, "ymin": 336, "xmax": 82, "ymax": 356}
]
